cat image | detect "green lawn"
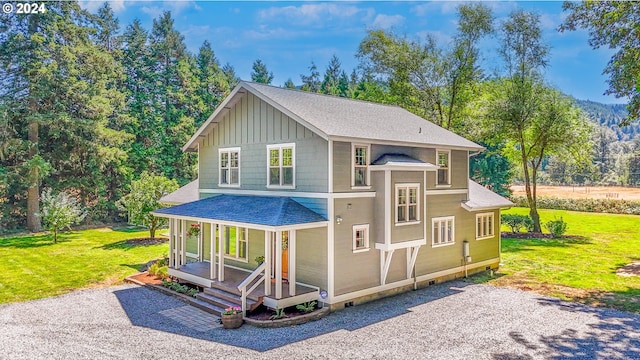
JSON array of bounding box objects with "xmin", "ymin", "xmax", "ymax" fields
[
  {"xmin": 0, "ymin": 226, "xmax": 168, "ymax": 304},
  {"xmin": 485, "ymin": 207, "xmax": 640, "ymax": 313}
]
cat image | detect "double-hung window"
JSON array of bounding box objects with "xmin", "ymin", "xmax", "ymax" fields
[
  {"xmin": 396, "ymin": 184, "xmax": 420, "ymax": 224},
  {"xmin": 219, "ymin": 148, "xmax": 240, "ymax": 186},
  {"xmin": 437, "ymin": 150, "xmax": 450, "ymax": 186},
  {"xmin": 352, "ymin": 224, "xmax": 370, "ymax": 252},
  {"xmin": 476, "ymin": 212, "xmax": 494, "ymax": 240},
  {"xmin": 432, "ymin": 216, "xmax": 455, "ymax": 246},
  {"xmin": 352, "ymin": 144, "xmax": 370, "ymax": 187},
  {"xmin": 267, "ymin": 143, "xmax": 295, "ymax": 188}
]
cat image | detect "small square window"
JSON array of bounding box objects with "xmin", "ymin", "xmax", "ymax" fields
[{"xmin": 352, "ymin": 224, "xmax": 370, "ymax": 252}]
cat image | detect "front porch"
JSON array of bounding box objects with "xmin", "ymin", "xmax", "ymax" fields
[{"xmin": 170, "ymin": 262, "xmax": 319, "ymax": 310}]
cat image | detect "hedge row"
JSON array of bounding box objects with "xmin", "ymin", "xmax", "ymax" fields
[{"xmin": 509, "ymin": 195, "xmax": 640, "ymax": 215}]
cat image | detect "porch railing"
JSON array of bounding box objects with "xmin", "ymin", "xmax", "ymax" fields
[{"xmin": 237, "ymin": 262, "xmax": 266, "ymax": 315}]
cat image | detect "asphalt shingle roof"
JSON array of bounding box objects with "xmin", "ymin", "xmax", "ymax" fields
[
  {"xmin": 464, "ymin": 180, "xmax": 514, "ymax": 210},
  {"xmin": 245, "ymin": 82, "xmax": 482, "ymax": 150},
  {"xmin": 153, "ymin": 194, "xmax": 327, "ymax": 227}
]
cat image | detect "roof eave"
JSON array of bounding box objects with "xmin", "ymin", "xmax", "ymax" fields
[
  {"xmin": 461, "ymin": 202, "xmax": 514, "ymax": 212},
  {"xmin": 327, "ymin": 135, "xmax": 485, "ymax": 152}
]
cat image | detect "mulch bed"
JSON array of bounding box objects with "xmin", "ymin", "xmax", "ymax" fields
[
  {"xmin": 123, "ymin": 237, "xmax": 168, "ymax": 246},
  {"xmin": 128, "ymin": 271, "xmax": 164, "ymax": 285}
]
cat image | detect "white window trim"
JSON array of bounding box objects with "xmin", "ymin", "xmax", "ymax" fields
[
  {"xmin": 351, "ymin": 143, "xmax": 371, "ymax": 190},
  {"xmin": 223, "ymin": 226, "xmax": 249, "ymax": 263},
  {"xmin": 436, "ymin": 149, "xmax": 451, "ymax": 188},
  {"xmin": 218, "ymin": 147, "xmax": 241, "ymax": 188},
  {"xmin": 352, "ymin": 224, "xmax": 370, "ymax": 253},
  {"xmin": 476, "ymin": 212, "xmax": 495, "ymax": 240},
  {"xmin": 266, "ymin": 143, "xmax": 296, "ymax": 189},
  {"xmin": 432, "ymin": 216, "xmax": 455, "ymax": 247},
  {"xmin": 395, "ymin": 183, "xmax": 421, "ymax": 226}
]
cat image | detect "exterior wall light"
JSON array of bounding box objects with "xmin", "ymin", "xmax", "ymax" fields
[{"xmin": 336, "ymin": 216, "xmax": 343, "ymax": 224}]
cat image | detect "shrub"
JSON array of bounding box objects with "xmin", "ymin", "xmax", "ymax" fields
[
  {"xmin": 510, "ymin": 195, "xmax": 640, "ymax": 215},
  {"xmin": 161, "ymin": 279, "xmax": 198, "ymax": 298},
  {"xmin": 501, "ymin": 214, "xmax": 534, "ymax": 233},
  {"xmin": 148, "ymin": 263, "xmax": 159, "ymax": 276},
  {"xmin": 296, "ymin": 301, "xmax": 317, "ymax": 313},
  {"xmin": 545, "ymin": 217, "xmax": 568, "ymax": 238}
]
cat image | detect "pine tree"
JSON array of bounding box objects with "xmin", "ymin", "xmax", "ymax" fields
[
  {"xmin": 251, "ymin": 59, "xmax": 274, "ymax": 84},
  {"xmin": 300, "ymin": 62, "xmax": 321, "ymax": 92}
]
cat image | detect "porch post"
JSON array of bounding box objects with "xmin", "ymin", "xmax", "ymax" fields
[
  {"xmin": 218, "ymin": 224, "xmax": 225, "ymax": 282},
  {"xmin": 264, "ymin": 231, "xmax": 271, "ymax": 296},
  {"xmin": 180, "ymin": 219, "xmax": 187, "ymax": 266},
  {"xmin": 198, "ymin": 221, "xmax": 203, "ymax": 261},
  {"xmin": 275, "ymin": 230, "xmax": 283, "ymax": 299},
  {"xmin": 214, "ymin": 223, "xmax": 217, "ymax": 279},
  {"xmin": 289, "ymin": 229, "xmax": 296, "ymax": 296},
  {"xmin": 168, "ymin": 218, "xmax": 174, "ymax": 268}
]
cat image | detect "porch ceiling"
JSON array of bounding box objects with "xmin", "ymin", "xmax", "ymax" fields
[{"xmin": 153, "ymin": 194, "xmax": 327, "ymax": 229}]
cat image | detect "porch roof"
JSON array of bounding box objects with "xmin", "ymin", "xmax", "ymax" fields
[
  {"xmin": 462, "ymin": 180, "xmax": 514, "ymax": 211},
  {"xmin": 153, "ymin": 194, "xmax": 327, "ymax": 227}
]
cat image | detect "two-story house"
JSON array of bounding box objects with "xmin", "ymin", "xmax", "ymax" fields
[{"xmin": 153, "ymin": 81, "xmax": 513, "ymax": 316}]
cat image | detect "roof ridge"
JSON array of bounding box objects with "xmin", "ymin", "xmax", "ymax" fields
[{"xmin": 242, "ymin": 80, "xmax": 408, "ymax": 112}]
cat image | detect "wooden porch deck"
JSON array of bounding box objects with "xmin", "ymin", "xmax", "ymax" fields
[{"xmin": 171, "ymin": 262, "xmax": 318, "ymax": 307}]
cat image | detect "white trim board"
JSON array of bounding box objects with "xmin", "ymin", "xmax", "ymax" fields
[
  {"xmin": 200, "ymin": 188, "xmax": 376, "ymax": 199},
  {"xmin": 425, "ymin": 189, "xmax": 468, "ymax": 196}
]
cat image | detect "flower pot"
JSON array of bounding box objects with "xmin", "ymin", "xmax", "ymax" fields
[{"xmin": 221, "ymin": 313, "xmax": 243, "ymax": 329}]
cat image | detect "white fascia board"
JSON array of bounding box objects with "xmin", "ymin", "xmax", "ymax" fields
[
  {"xmin": 182, "ymin": 83, "xmax": 246, "ymax": 152},
  {"xmin": 328, "ymin": 136, "xmax": 485, "ymax": 152},
  {"xmin": 242, "ymin": 82, "xmax": 329, "ymax": 141},
  {"xmin": 461, "ymin": 202, "xmax": 514, "ymax": 212},
  {"xmin": 370, "ymin": 163, "xmax": 438, "ymax": 172}
]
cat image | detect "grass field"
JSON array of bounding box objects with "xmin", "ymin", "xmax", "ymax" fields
[
  {"xmin": 0, "ymin": 226, "xmax": 167, "ymax": 304},
  {"xmin": 480, "ymin": 207, "xmax": 640, "ymax": 313},
  {"xmin": 511, "ymin": 185, "xmax": 640, "ymax": 200}
]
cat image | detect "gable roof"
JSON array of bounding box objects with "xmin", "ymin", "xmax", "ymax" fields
[
  {"xmin": 153, "ymin": 194, "xmax": 327, "ymax": 228},
  {"xmin": 159, "ymin": 179, "xmax": 199, "ymax": 205},
  {"xmin": 184, "ymin": 81, "xmax": 483, "ymax": 151},
  {"xmin": 462, "ymin": 180, "xmax": 514, "ymax": 211}
]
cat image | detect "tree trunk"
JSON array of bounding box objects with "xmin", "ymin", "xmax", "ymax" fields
[
  {"xmin": 53, "ymin": 229, "xmax": 57, "ymax": 243},
  {"xmin": 520, "ymin": 138, "xmax": 542, "ymax": 233},
  {"xmin": 26, "ymin": 120, "xmax": 41, "ymax": 232},
  {"xmin": 150, "ymin": 223, "xmax": 156, "ymax": 240}
]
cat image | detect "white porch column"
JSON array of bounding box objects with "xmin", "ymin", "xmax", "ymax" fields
[
  {"xmin": 218, "ymin": 225, "xmax": 225, "ymax": 282},
  {"xmin": 210, "ymin": 223, "xmax": 216, "ymax": 280},
  {"xmin": 180, "ymin": 219, "xmax": 187, "ymax": 266},
  {"xmin": 168, "ymin": 218, "xmax": 174, "ymax": 268},
  {"xmin": 275, "ymin": 230, "xmax": 283, "ymax": 299},
  {"xmin": 198, "ymin": 221, "xmax": 203, "ymax": 261},
  {"xmin": 264, "ymin": 231, "xmax": 271, "ymax": 296},
  {"xmin": 289, "ymin": 230, "xmax": 296, "ymax": 296}
]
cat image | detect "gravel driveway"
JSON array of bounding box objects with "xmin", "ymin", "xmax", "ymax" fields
[{"xmin": 1, "ymin": 281, "xmax": 638, "ymax": 359}]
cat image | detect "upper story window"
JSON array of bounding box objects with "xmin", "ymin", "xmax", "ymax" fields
[
  {"xmin": 396, "ymin": 183, "xmax": 420, "ymax": 225},
  {"xmin": 267, "ymin": 143, "xmax": 295, "ymax": 188},
  {"xmin": 437, "ymin": 150, "xmax": 450, "ymax": 186},
  {"xmin": 352, "ymin": 224, "xmax": 370, "ymax": 253},
  {"xmin": 476, "ymin": 212, "xmax": 494, "ymax": 240},
  {"xmin": 352, "ymin": 144, "xmax": 370, "ymax": 187},
  {"xmin": 432, "ymin": 216, "xmax": 455, "ymax": 247},
  {"xmin": 219, "ymin": 148, "xmax": 240, "ymax": 187}
]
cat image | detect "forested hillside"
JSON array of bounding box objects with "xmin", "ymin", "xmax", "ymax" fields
[{"xmin": 575, "ymin": 100, "xmax": 637, "ymax": 140}]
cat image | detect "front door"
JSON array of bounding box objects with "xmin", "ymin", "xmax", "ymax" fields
[{"xmin": 271, "ymin": 231, "xmax": 289, "ymax": 280}]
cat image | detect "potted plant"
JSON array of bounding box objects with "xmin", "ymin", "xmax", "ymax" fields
[{"xmin": 221, "ymin": 306, "xmax": 243, "ymax": 329}]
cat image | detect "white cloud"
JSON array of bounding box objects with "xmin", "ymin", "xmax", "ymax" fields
[
  {"xmin": 243, "ymin": 26, "xmax": 302, "ymax": 41},
  {"xmin": 79, "ymin": 0, "xmax": 126, "ymax": 13},
  {"xmin": 371, "ymin": 14, "xmax": 405, "ymax": 30},
  {"xmin": 183, "ymin": 25, "xmax": 210, "ymax": 37},
  {"xmin": 417, "ymin": 30, "xmax": 453, "ymax": 45},
  {"xmin": 412, "ymin": 2, "xmax": 459, "ymax": 17},
  {"xmin": 257, "ymin": 3, "xmax": 371, "ymax": 27},
  {"xmin": 140, "ymin": 1, "xmax": 197, "ymax": 19}
]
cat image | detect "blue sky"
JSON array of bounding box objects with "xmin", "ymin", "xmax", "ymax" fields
[{"xmin": 80, "ymin": 1, "xmax": 624, "ymax": 104}]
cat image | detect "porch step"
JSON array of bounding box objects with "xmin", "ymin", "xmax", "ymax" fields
[
  {"xmin": 198, "ymin": 287, "xmax": 262, "ymax": 313},
  {"xmin": 190, "ymin": 298, "xmax": 225, "ymax": 316},
  {"xmin": 197, "ymin": 292, "xmax": 239, "ymax": 310}
]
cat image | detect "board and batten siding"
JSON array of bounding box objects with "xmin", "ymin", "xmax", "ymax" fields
[{"xmin": 198, "ymin": 93, "xmax": 328, "ymax": 192}]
